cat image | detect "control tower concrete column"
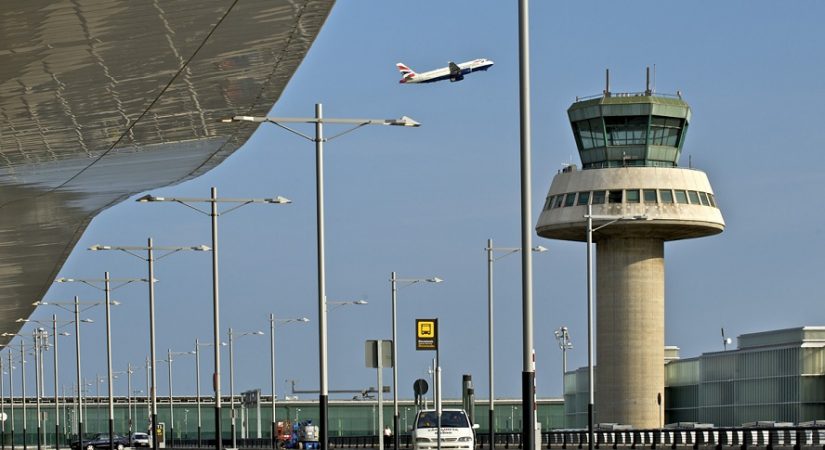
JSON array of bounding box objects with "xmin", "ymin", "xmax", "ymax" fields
[{"xmin": 535, "ymin": 79, "xmax": 724, "ymax": 428}]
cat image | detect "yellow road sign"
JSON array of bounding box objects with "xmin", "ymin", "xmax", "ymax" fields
[{"xmin": 416, "ymin": 318, "xmax": 438, "ymax": 351}]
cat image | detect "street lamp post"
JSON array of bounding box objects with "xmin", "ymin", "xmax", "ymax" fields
[
  {"xmin": 584, "ymin": 205, "xmax": 648, "ymax": 450},
  {"xmin": 195, "ymin": 338, "xmax": 227, "ymax": 448},
  {"xmin": 223, "ymin": 106, "xmax": 419, "ymax": 450},
  {"xmin": 163, "ymin": 350, "xmax": 195, "ymax": 446},
  {"xmin": 7, "ymin": 352, "xmax": 13, "ymax": 450},
  {"xmin": 136, "ymin": 188, "xmax": 290, "ymax": 450},
  {"xmin": 89, "ymin": 241, "xmax": 209, "ymax": 450},
  {"xmin": 31, "ymin": 298, "xmax": 98, "ymax": 446},
  {"xmin": 553, "ymin": 327, "xmax": 572, "ymax": 395},
  {"xmin": 228, "ymin": 329, "xmax": 263, "ymax": 449},
  {"xmin": 20, "ymin": 340, "xmax": 27, "ymax": 450},
  {"xmin": 268, "ymin": 317, "xmax": 309, "ymax": 449},
  {"xmin": 1, "ymin": 352, "xmax": 4, "ymax": 450},
  {"xmin": 485, "ymin": 240, "xmax": 546, "ymax": 448},
  {"xmin": 390, "ymin": 273, "xmax": 442, "ymax": 447},
  {"xmin": 55, "ymin": 274, "xmax": 143, "ymax": 450},
  {"xmin": 1, "ymin": 334, "xmax": 29, "ymax": 449}
]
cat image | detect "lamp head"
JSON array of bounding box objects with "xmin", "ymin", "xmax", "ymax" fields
[
  {"xmin": 266, "ymin": 196, "xmax": 292, "ymax": 204},
  {"xmin": 32, "ymin": 301, "xmax": 46, "ymax": 306},
  {"xmin": 393, "ymin": 116, "xmax": 421, "ymax": 127},
  {"xmin": 299, "ymin": 318, "xmax": 310, "ymax": 323},
  {"xmin": 15, "ymin": 318, "xmax": 27, "ymax": 323},
  {"xmin": 88, "ymin": 245, "xmax": 111, "ymax": 251},
  {"xmin": 81, "ymin": 319, "xmax": 94, "ymax": 323},
  {"xmin": 136, "ymin": 194, "xmax": 163, "ymax": 203},
  {"xmin": 353, "ymin": 300, "xmax": 368, "ymax": 305},
  {"xmin": 532, "ymin": 245, "xmax": 549, "ymax": 253},
  {"xmin": 427, "ymin": 277, "xmax": 443, "ymax": 283},
  {"xmin": 193, "ymin": 245, "xmax": 211, "ymax": 252}
]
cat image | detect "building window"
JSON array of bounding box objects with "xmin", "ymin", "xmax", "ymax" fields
[
  {"xmin": 605, "ymin": 116, "xmax": 648, "ymax": 146},
  {"xmin": 564, "ymin": 193, "xmax": 576, "ymax": 207},
  {"xmin": 608, "ymin": 190, "xmax": 623, "ymax": 203},
  {"xmin": 544, "ymin": 196, "xmax": 554, "ymax": 210},
  {"xmin": 699, "ymin": 192, "xmax": 710, "ymax": 206},
  {"xmin": 592, "ymin": 191, "xmax": 606, "ymax": 204},
  {"xmin": 688, "ymin": 190, "xmax": 701, "ymax": 204},
  {"xmin": 650, "ymin": 116, "xmax": 683, "ymax": 146},
  {"xmin": 660, "ymin": 189, "xmax": 674, "ymax": 203},
  {"xmin": 708, "ymin": 193, "xmax": 717, "ymax": 208},
  {"xmin": 675, "ymin": 190, "xmax": 688, "ymax": 204},
  {"xmin": 553, "ymin": 195, "xmax": 564, "ymax": 208},
  {"xmin": 573, "ymin": 118, "xmax": 605, "ymax": 150},
  {"xmin": 577, "ymin": 191, "xmax": 590, "ymax": 206},
  {"xmin": 643, "ymin": 189, "xmax": 657, "ymax": 203},
  {"xmin": 626, "ymin": 189, "xmax": 640, "ymax": 203}
]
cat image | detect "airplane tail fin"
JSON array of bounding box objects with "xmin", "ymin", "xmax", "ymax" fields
[{"xmin": 396, "ymin": 62, "xmax": 416, "ymax": 83}]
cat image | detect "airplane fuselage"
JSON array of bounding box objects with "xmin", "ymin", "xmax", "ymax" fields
[{"xmin": 399, "ymin": 58, "xmax": 494, "ymax": 84}]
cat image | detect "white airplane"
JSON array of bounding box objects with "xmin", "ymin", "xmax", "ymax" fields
[{"xmin": 396, "ymin": 58, "xmax": 494, "ymax": 84}]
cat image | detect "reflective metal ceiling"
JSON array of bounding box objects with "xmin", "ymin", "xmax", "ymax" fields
[{"xmin": 0, "ymin": 0, "xmax": 335, "ymax": 344}]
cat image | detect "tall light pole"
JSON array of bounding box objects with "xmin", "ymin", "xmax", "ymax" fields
[
  {"xmin": 55, "ymin": 274, "xmax": 142, "ymax": 450},
  {"xmin": 32, "ymin": 329, "xmax": 42, "ymax": 450},
  {"xmin": 222, "ymin": 106, "xmax": 420, "ymax": 450},
  {"xmin": 7, "ymin": 352, "xmax": 14, "ymax": 450},
  {"xmin": 194, "ymin": 339, "xmax": 225, "ymax": 448},
  {"xmin": 584, "ymin": 205, "xmax": 648, "ymax": 450},
  {"xmin": 553, "ymin": 327, "xmax": 572, "ymax": 395},
  {"xmin": 31, "ymin": 298, "xmax": 97, "ymax": 446},
  {"xmin": 268, "ymin": 317, "xmax": 309, "ymax": 449},
  {"xmin": 227, "ymin": 329, "xmax": 263, "ymax": 449},
  {"xmin": 390, "ymin": 273, "xmax": 442, "ymax": 447},
  {"xmin": 1, "ymin": 350, "xmax": 5, "ymax": 450},
  {"xmin": 137, "ymin": 188, "xmax": 290, "ymax": 450},
  {"xmin": 485, "ymin": 240, "xmax": 546, "ymax": 448},
  {"xmin": 516, "ymin": 0, "xmax": 536, "ymax": 448},
  {"xmin": 89, "ymin": 241, "xmax": 209, "ymax": 450},
  {"xmin": 20, "ymin": 341, "xmax": 27, "ymax": 450},
  {"xmin": 162, "ymin": 350, "xmax": 195, "ymax": 446}
]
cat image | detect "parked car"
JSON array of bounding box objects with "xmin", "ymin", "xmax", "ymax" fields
[
  {"xmin": 411, "ymin": 409, "xmax": 478, "ymax": 450},
  {"xmin": 70, "ymin": 433, "xmax": 129, "ymax": 450},
  {"xmin": 132, "ymin": 432, "xmax": 151, "ymax": 448}
]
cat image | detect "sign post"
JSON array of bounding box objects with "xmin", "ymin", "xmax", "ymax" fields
[
  {"xmin": 415, "ymin": 319, "xmax": 440, "ymax": 450},
  {"xmin": 366, "ymin": 340, "xmax": 393, "ymax": 450}
]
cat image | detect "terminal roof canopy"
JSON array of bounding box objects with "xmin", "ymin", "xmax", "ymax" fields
[{"xmin": 0, "ymin": 0, "xmax": 335, "ymax": 345}]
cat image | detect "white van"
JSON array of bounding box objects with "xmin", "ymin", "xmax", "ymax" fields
[{"xmin": 412, "ymin": 409, "xmax": 479, "ymax": 450}]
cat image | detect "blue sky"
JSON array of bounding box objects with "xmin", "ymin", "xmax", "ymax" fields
[{"xmin": 40, "ymin": 1, "xmax": 825, "ymax": 403}]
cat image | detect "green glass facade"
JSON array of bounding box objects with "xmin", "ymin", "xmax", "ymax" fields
[
  {"xmin": 563, "ymin": 326, "xmax": 825, "ymax": 428},
  {"xmin": 567, "ymin": 94, "xmax": 691, "ymax": 169},
  {"xmin": 0, "ymin": 398, "xmax": 564, "ymax": 444}
]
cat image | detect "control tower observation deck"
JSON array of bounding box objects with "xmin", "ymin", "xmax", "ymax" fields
[{"xmin": 535, "ymin": 82, "xmax": 724, "ymax": 428}]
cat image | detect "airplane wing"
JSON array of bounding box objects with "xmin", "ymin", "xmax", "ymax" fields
[{"xmin": 448, "ymin": 61, "xmax": 464, "ymax": 82}]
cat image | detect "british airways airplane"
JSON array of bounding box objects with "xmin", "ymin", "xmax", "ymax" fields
[{"xmin": 396, "ymin": 58, "xmax": 494, "ymax": 84}]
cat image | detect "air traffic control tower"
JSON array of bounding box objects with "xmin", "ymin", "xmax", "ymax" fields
[{"xmin": 535, "ymin": 75, "xmax": 725, "ymax": 428}]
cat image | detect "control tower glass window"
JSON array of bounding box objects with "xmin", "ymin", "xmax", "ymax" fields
[
  {"xmin": 650, "ymin": 117, "xmax": 684, "ymax": 146},
  {"xmin": 574, "ymin": 118, "xmax": 605, "ymax": 150},
  {"xmin": 605, "ymin": 116, "xmax": 647, "ymax": 146}
]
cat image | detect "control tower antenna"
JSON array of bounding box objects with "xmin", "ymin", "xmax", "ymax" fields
[
  {"xmin": 604, "ymin": 68, "xmax": 610, "ymax": 97},
  {"xmin": 645, "ymin": 67, "xmax": 652, "ymax": 95}
]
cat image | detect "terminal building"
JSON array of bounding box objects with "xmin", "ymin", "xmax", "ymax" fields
[{"xmin": 563, "ymin": 326, "xmax": 825, "ymax": 428}]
